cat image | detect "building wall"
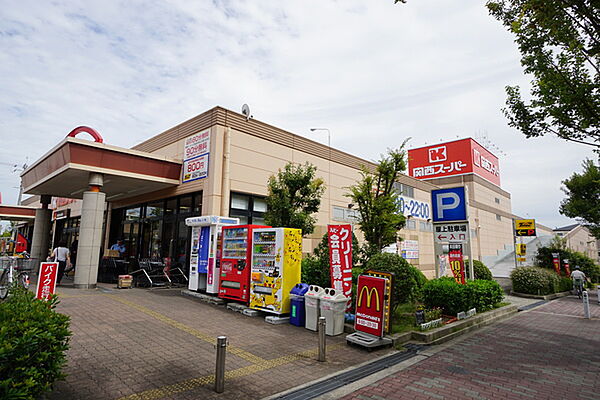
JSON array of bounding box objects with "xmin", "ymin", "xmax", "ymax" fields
[{"xmin": 559, "ymin": 226, "xmax": 599, "ymax": 262}]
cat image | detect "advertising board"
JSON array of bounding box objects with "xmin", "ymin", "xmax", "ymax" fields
[
  {"xmin": 400, "ymin": 240, "xmax": 419, "ymax": 259},
  {"xmin": 182, "ymin": 129, "xmax": 210, "ymax": 183},
  {"xmin": 448, "ymin": 244, "xmax": 466, "ymax": 284},
  {"xmin": 434, "ymin": 222, "xmax": 468, "ymax": 243},
  {"xmin": 515, "ymin": 219, "xmax": 537, "ymax": 237},
  {"xmin": 397, "ymin": 196, "xmax": 430, "ymax": 220},
  {"xmin": 408, "ymin": 138, "xmax": 500, "ymax": 186},
  {"xmin": 36, "ymin": 262, "xmax": 58, "ymax": 301},
  {"xmin": 354, "ymin": 275, "xmax": 387, "ymax": 337},
  {"xmin": 328, "ymin": 224, "xmax": 353, "ymax": 301}
]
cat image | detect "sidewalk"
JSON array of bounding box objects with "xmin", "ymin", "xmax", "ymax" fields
[
  {"xmin": 45, "ymin": 283, "xmax": 389, "ymax": 400},
  {"xmin": 333, "ymin": 291, "xmax": 600, "ymax": 400}
]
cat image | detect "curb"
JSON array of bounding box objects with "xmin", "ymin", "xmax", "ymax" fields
[{"xmin": 510, "ymin": 290, "xmax": 571, "ymax": 301}]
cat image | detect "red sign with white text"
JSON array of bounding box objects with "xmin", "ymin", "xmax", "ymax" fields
[
  {"xmin": 36, "ymin": 262, "xmax": 59, "ymax": 300},
  {"xmin": 328, "ymin": 224, "xmax": 353, "ymax": 301},
  {"xmin": 354, "ymin": 275, "xmax": 387, "ymax": 337},
  {"xmin": 448, "ymin": 244, "xmax": 466, "ymax": 284},
  {"xmin": 408, "ymin": 138, "xmax": 501, "ymax": 186},
  {"xmin": 551, "ymin": 253, "xmax": 560, "ymax": 275}
]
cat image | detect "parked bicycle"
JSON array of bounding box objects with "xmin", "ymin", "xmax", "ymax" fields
[{"xmin": 0, "ymin": 256, "xmax": 31, "ymax": 299}]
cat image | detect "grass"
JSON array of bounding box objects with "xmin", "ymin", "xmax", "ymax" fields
[{"xmin": 390, "ymin": 303, "xmax": 418, "ymax": 334}]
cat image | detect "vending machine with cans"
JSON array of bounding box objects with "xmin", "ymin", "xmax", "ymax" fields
[
  {"xmin": 218, "ymin": 224, "xmax": 270, "ymax": 303},
  {"xmin": 249, "ymin": 228, "xmax": 302, "ymax": 314},
  {"xmin": 186, "ymin": 215, "xmax": 240, "ymax": 293}
]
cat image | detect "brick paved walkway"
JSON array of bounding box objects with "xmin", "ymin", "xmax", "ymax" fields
[
  {"xmin": 47, "ymin": 284, "xmax": 388, "ymax": 400},
  {"xmin": 341, "ymin": 291, "xmax": 600, "ymax": 400}
]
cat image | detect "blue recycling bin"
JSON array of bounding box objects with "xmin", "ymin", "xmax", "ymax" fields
[{"xmin": 289, "ymin": 283, "xmax": 310, "ymax": 327}]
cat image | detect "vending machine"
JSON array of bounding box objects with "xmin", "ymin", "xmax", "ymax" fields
[
  {"xmin": 218, "ymin": 224, "xmax": 270, "ymax": 303},
  {"xmin": 186, "ymin": 215, "xmax": 239, "ymax": 293},
  {"xmin": 249, "ymin": 228, "xmax": 302, "ymax": 314}
]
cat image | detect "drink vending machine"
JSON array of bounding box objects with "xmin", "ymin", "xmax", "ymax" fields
[
  {"xmin": 186, "ymin": 215, "xmax": 240, "ymax": 293},
  {"xmin": 218, "ymin": 224, "xmax": 270, "ymax": 303},
  {"xmin": 250, "ymin": 228, "xmax": 302, "ymax": 314}
]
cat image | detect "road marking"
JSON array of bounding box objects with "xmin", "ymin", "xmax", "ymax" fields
[{"xmin": 105, "ymin": 294, "xmax": 266, "ymax": 365}]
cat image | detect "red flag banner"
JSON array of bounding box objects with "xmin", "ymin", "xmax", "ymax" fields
[
  {"xmin": 36, "ymin": 262, "xmax": 58, "ymax": 301},
  {"xmin": 448, "ymin": 244, "xmax": 466, "ymax": 284},
  {"xmin": 327, "ymin": 224, "xmax": 353, "ymax": 301}
]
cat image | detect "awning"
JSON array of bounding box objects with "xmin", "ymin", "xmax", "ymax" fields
[{"xmin": 0, "ymin": 205, "xmax": 36, "ymax": 221}]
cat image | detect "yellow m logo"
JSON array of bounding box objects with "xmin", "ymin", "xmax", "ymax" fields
[{"xmin": 357, "ymin": 286, "xmax": 380, "ymax": 311}]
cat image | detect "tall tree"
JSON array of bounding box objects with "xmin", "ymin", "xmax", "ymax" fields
[
  {"xmin": 346, "ymin": 145, "xmax": 407, "ymax": 257},
  {"xmin": 560, "ymin": 159, "xmax": 600, "ymax": 238},
  {"xmin": 486, "ymin": 0, "xmax": 600, "ymax": 148},
  {"xmin": 264, "ymin": 162, "xmax": 325, "ymax": 236}
]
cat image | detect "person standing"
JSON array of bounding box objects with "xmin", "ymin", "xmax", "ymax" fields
[
  {"xmin": 110, "ymin": 239, "xmax": 126, "ymax": 258},
  {"xmin": 51, "ymin": 240, "xmax": 71, "ymax": 285}
]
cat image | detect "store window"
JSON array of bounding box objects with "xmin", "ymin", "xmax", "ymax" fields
[
  {"xmin": 406, "ymin": 219, "xmax": 417, "ymax": 230},
  {"xmin": 495, "ymin": 197, "xmax": 500, "ymax": 204},
  {"xmin": 230, "ymin": 192, "xmax": 267, "ymax": 225},
  {"xmin": 394, "ymin": 182, "xmax": 414, "ymax": 198},
  {"xmin": 419, "ymin": 221, "xmax": 433, "ymax": 232},
  {"xmin": 496, "ymin": 214, "xmax": 502, "ymax": 221}
]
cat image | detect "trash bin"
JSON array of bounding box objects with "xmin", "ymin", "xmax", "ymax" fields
[
  {"xmin": 304, "ymin": 285, "xmax": 324, "ymax": 331},
  {"xmin": 319, "ymin": 288, "xmax": 349, "ymax": 336},
  {"xmin": 289, "ymin": 283, "xmax": 310, "ymax": 327}
]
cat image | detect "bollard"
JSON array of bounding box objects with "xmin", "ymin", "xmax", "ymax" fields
[
  {"xmin": 583, "ymin": 291, "xmax": 591, "ymax": 319},
  {"xmin": 317, "ymin": 316, "xmax": 326, "ymax": 362},
  {"xmin": 597, "ymin": 285, "xmax": 600, "ymax": 305},
  {"xmin": 215, "ymin": 336, "xmax": 227, "ymax": 393}
]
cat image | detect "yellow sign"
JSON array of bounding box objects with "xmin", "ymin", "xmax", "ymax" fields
[
  {"xmin": 357, "ymin": 286, "xmax": 380, "ymax": 311},
  {"xmin": 516, "ymin": 243, "xmax": 527, "ymax": 256},
  {"xmin": 515, "ymin": 219, "xmax": 535, "ymax": 229},
  {"xmin": 517, "ymin": 257, "xmax": 526, "ymax": 262}
]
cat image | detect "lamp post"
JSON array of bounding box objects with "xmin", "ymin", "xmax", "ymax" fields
[{"xmin": 309, "ymin": 128, "xmax": 331, "ymax": 222}]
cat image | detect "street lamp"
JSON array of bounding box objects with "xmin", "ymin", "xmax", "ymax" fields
[{"xmin": 309, "ymin": 128, "xmax": 331, "ymax": 222}]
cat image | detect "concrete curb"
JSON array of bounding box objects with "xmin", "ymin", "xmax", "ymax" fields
[{"xmin": 510, "ymin": 290, "xmax": 571, "ymax": 301}]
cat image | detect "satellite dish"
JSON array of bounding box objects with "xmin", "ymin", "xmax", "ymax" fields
[{"xmin": 241, "ymin": 104, "xmax": 251, "ymax": 121}]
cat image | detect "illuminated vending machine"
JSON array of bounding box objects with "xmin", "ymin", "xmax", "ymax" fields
[
  {"xmin": 218, "ymin": 224, "xmax": 270, "ymax": 303},
  {"xmin": 250, "ymin": 228, "xmax": 302, "ymax": 314},
  {"xmin": 186, "ymin": 215, "xmax": 240, "ymax": 293}
]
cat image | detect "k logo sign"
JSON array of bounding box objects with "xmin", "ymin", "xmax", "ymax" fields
[{"xmin": 428, "ymin": 146, "xmax": 447, "ymax": 162}]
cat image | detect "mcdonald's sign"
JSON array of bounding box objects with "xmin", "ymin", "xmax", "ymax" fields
[{"xmin": 354, "ymin": 275, "xmax": 387, "ymax": 337}]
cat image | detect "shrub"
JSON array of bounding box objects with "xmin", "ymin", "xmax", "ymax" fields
[
  {"xmin": 0, "ymin": 288, "xmax": 71, "ymax": 399},
  {"xmin": 470, "ymin": 260, "xmax": 493, "ymax": 280},
  {"xmin": 422, "ymin": 277, "xmax": 504, "ymax": 315},
  {"xmin": 510, "ymin": 266, "xmax": 562, "ymax": 295},
  {"xmin": 535, "ymin": 245, "xmax": 600, "ymax": 282},
  {"xmin": 559, "ymin": 277, "xmax": 573, "ymax": 293},
  {"xmin": 365, "ymin": 252, "xmax": 427, "ymax": 313}
]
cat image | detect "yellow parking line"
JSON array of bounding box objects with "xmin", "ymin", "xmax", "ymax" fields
[
  {"xmin": 117, "ymin": 343, "xmax": 345, "ymax": 400},
  {"xmin": 105, "ymin": 294, "xmax": 266, "ymax": 365}
]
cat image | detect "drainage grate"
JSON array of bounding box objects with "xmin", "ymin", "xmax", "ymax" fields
[
  {"xmin": 518, "ymin": 300, "xmax": 546, "ymax": 311},
  {"xmin": 274, "ymin": 344, "xmax": 424, "ymax": 400}
]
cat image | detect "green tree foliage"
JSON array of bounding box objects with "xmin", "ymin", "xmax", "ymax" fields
[
  {"xmin": 560, "ymin": 160, "xmax": 600, "ymax": 238},
  {"xmin": 264, "ymin": 162, "xmax": 325, "ymax": 236},
  {"xmin": 301, "ymin": 233, "xmax": 362, "ymax": 288},
  {"xmin": 365, "ymin": 253, "xmax": 427, "ymax": 313},
  {"xmin": 486, "ymin": 0, "xmax": 600, "ymax": 148},
  {"xmin": 535, "ymin": 242, "xmax": 600, "ymax": 282},
  {"xmin": 346, "ymin": 146, "xmax": 408, "ymax": 257},
  {"xmin": 0, "ymin": 288, "xmax": 71, "ymax": 399}
]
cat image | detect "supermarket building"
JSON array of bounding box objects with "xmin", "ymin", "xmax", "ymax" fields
[{"xmin": 18, "ymin": 106, "xmax": 522, "ymax": 288}]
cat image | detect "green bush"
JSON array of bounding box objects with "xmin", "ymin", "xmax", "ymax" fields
[
  {"xmin": 468, "ymin": 260, "xmax": 493, "ymax": 280},
  {"xmin": 510, "ymin": 266, "xmax": 564, "ymax": 295},
  {"xmin": 535, "ymin": 245, "xmax": 600, "ymax": 282},
  {"xmin": 559, "ymin": 277, "xmax": 573, "ymax": 292},
  {"xmin": 0, "ymin": 288, "xmax": 71, "ymax": 399},
  {"xmin": 365, "ymin": 253, "xmax": 427, "ymax": 313},
  {"xmin": 422, "ymin": 277, "xmax": 504, "ymax": 315}
]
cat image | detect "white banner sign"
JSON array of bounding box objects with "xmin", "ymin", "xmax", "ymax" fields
[
  {"xmin": 434, "ymin": 222, "xmax": 469, "ymax": 243},
  {"xmin": 182, "ymin": 154, "xmax": 209, "ymax": 183},
  {"xmin": 182, "ymin": 129, "xmax": 210, "ymax": 183},
  {"xmin": 400, "ymin": 240, "xmax": 419, "ymax": 259}
]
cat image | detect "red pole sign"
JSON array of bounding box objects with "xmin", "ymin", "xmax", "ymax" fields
[
  {"xmin": 36, "ymin": 262, "xmax": 59, "ymax": 300},
  {"xmin": 551, "ymin": 253, "xmax": 560, "ymax": 275},
  {"xmin": 354, "ymin": 275, "xmax": 387, "ymax": 337},
  {"xmin": 327, "ymin": 224, "xmax": 353, "ymax": 300},
  {"xmin": 448, "ymin": 244, "xmax": 466, "ymax": 284}
]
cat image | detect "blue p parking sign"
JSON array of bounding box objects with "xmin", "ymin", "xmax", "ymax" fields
[{"xmin": 431, "ymin": 187, "xmax": 467, "ymax": 222}]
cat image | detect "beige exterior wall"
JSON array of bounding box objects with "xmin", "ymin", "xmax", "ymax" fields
[{"xmin": 558, "ymin": 225, "xmax": 599, "ymax": 262}]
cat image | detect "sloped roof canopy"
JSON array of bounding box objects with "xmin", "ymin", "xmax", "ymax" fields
[
  {"xmin": 0, "ymin": 205, "xmax": 36, "ymax": 221},
  {"xmin": 21, "ymin": 137, "xmax": 182, "ymax": 202}
]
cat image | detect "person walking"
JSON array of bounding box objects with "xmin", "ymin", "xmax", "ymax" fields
[{"xmin": 50, "ymin": 240, "xmax": 71, "ymax": 285}]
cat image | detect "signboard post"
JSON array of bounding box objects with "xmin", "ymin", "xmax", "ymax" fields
[
  {"xmin": 551, "ymin": 252, "xmax": 561, "ymax": 275},
  {"xmin": 36, "ymin": 262, "xmax": 59, "ymax": 301},
  {"xmin": 513, "ymin": 219, "xmax": 536, "ymax": 268},
  {"xmin": 327, "ymin": 225, "xmax": 353, "ymax": 305},
  {"xmin": 354, "ymin": 275, "xmax": 387, "ymax": 338},
  {"xmin": 431, "ymin": 187, "xmax": 473, "ymax": 281}
]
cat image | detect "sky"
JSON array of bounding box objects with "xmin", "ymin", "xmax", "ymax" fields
[{"xmin": 0, "ymin": 0, "xmax": 595, "ymax": 229}]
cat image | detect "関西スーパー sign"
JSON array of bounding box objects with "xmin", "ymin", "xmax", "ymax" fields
[{"xmin": 354, "ymin": 275, "xmax": 387, "ymax": 337}]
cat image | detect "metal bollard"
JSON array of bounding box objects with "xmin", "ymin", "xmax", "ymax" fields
[
  {"xmin": 215, "ymin": 336, "xmax": 227, "ymax": 393},
  {"xmin": 597, "ymin": 286, "xmax": 600, "ymax": 305},
  {"xmin": 583, "ymin": 291, "xmax": 590, "ymax": 319},
  {"xmin": 317, "ymin": 316, "xmax": 326, "ymax": 362}
]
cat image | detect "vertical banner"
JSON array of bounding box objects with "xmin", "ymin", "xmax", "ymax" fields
[
  {"xmin": 448, "ymin": 244, "xmax": 466, "ymax": 284},
  {"xmin": 327, "ymin": 224, "xmax": 353, "ymax": 301},
  {"xmin": 354, "ymin": 275, "xmax": 387, "ymax": 337},
  {"xmin": 36, "ymin": 262, "xmax": 59, "ymax": 300},
  {"xmin": 563, "ymin": 259, "xmax": 571, "ymax": 276},
  {"xmin": 551, "ymin": 253, "xmax": 560, "ymax": 275},
  {"xmin": 197, "ymin": 226, "xmax": 211, "ymax": 274}
]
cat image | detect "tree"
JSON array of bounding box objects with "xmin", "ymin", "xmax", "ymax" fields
[
  {"xmin": 560, "ymin": 159, "xmax": 600, "ymax": 237},
  {"xmin": 264, "ymin": 162, "xmax": 325, "ymax": 236},
  {"xmin": 346, "ymin": 145, "xmax": 407, "ymax": 257},
  {"xmin": 486, "ymin": 1, "xmax": 600, "ymax": 148}
]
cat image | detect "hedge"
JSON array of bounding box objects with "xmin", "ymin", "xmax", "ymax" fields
[
  {"xmin": 0, "ymin": 287, "xmax": 71, "ymax": 399},
  {"xmin": 422, "ymin": 277, "xmax": 504, "ymax": 315},
  {"xmin": 465, "ymin": 260, "xmax": 493, "ymax": 281},
  {"xmin": 510, "ymin": 266, "xmax": 572, "ymax": 295},
  {"xmin": 535, "ymin": 246, "xmax": 600, "ymax": 283}
]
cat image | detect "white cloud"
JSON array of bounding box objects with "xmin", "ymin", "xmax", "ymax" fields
[{"xmin": 0, "ymin": 0, "xmax": 594, "ymax": 228}]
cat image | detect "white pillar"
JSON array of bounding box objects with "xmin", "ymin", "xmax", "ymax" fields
[
  {"xmin": 74, "ymin": 173, "xmax": 105, "ymax": 289},
  {"xmin": 30, "ymin": 195, "xmax": 52, "ymax": 264}
]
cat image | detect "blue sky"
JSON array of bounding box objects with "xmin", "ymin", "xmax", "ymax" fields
[{"xmin": 0, "ymin": 0, "xmax": 595, "ymax": 228}]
